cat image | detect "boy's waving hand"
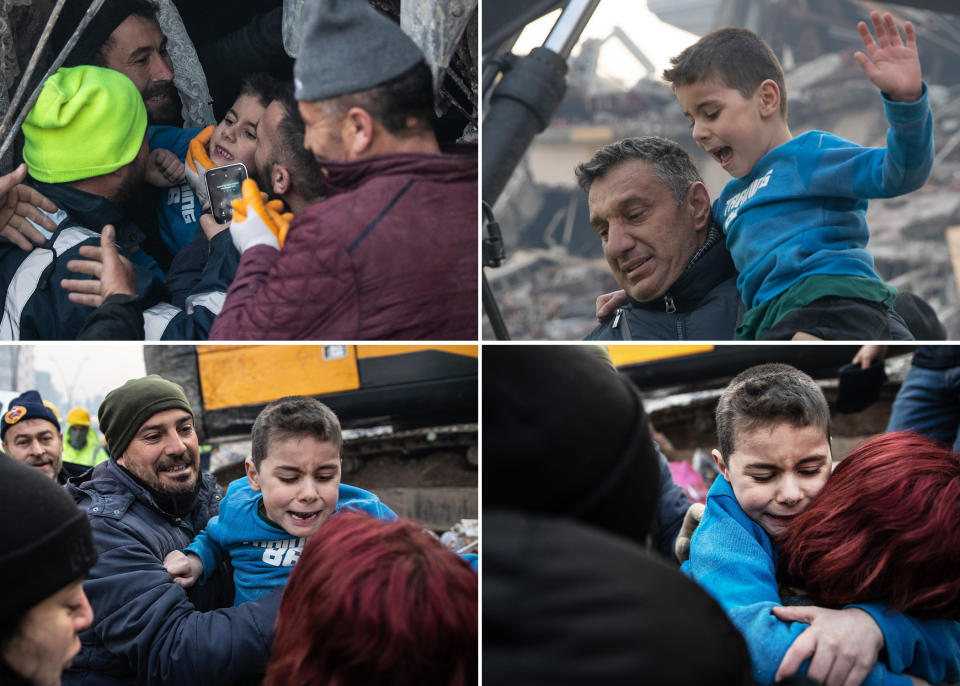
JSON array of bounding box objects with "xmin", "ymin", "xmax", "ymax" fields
[{"xmin": 855, "ymin": 11, "xmax": 923, "ymax": 103}]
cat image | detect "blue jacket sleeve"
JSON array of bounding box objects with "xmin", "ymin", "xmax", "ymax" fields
[
  {"xmin": 854, "ymin": 603, "xmax": 960, "ymax": 684},
  {"xmin": 83, "ymin": 517, "xmax": 280, "ymax": 686},
  {"xmin": 337, "ymin": 483, "xmax": 399, "ymax": 521},
  {"xmin": 686, "ymin": 484, "xmax": 911, "ymax": 685},
  {"xmin": 147, "ymin": 125, "xmax": 203, "ymax": 160},
  {"xmin": 807, "ymin": 84, "xmax": 933, "ymax": 199},
  {"xmin": 650, "ymin": 444, "xmax": 691, "ymax": 561},
  {"xmin": 185, "ymin": 515, "xmax": 226, "ymax": 585},
  {"xmin": 685, "ymin": 500, "xmax": 807, "ymax": 684}
]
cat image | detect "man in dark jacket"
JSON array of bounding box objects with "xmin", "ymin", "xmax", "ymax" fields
[
  {"xmin": 64, "ymin": 376, "xmax": 279, "ymax": 686},
  {"xmin": 577, "ymin": 136, "xmax": 741, "ymax": 341},
  {"xmin": 3, "ymin": 64, "xmax": 231, "ymax": 339},
  {"xmin": 210, "ymin": 0, "xmax": 477, "ymax": 340}
]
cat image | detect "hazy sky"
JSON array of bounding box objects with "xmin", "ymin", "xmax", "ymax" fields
[
  {"xmin": 512, "ymin": 0, "xmax": 699, "ymax": 90},
  {"xmin": 32, "ymin": 343, "xmax": 146, "ymax": 405}
]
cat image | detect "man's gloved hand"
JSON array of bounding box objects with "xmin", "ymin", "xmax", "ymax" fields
[
  {"xmin": 674, "ymin": 502, "xmax": 705, "ymax": 564},
  {"xmin": 229, "ymin": 178, "xmax": 292, "ymax": 254},
  {"xmin": 185, "ymin": 125, "xmax": 215, "ymax": 211}
]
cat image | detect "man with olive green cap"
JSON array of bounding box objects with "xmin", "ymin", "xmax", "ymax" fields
[
  {"xmin": 0, "ymin": 65, "xmax": 231, "ymax": 340},
  {"xmin": 64, "ymin": 375, "xmax": 280, "ymax": 685}
]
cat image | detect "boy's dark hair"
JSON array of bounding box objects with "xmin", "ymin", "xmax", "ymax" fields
[
  {"xmin": 250, "ymin": 396, "xmax": 342, "ymax": 470},
  {"xmin": 663, "ymin": 27, "xmax": 788, "ymax": 119},
  {"xmin": 270, "ymin": 81, "xmax": 326, "ymax": 201},
  {"xmin": 238, "ymin": 73, "xmax": 280, "ymax": 109},
  {"xmin": 318, "ymin": 60, "xmax": 434, "ymax": 136},
  {"xmin": 715, "ymin": 363, "xmax": 829, "ymax": 459},
  {"xmin": 574, "ymin": 136, "xmax": 703, "ymax": 206}
]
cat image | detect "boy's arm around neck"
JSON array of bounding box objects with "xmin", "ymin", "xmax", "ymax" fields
[{"xmin": 687, "ymin": 482, "xmax": 911, "ymax": 685}]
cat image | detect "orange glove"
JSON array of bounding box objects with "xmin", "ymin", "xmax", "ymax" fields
[
  {"xmin": 184, "ymin": 125, "xmax": 215, "ymax": 211},
  {"xmin": 229, "ymin": 179, "xmax": 293, "ymax": 253}
]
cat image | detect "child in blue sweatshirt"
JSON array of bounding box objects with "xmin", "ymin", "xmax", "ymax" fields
[
  {"xmin": 664, "ymin": 12, "xmax": 932, "ymax": 339},
  {"xmin": 163, "ymin": 396, "xmax": 396, "ymax": 605},
  {"xmin": 145, "ymin": 74, "xmax": 277, "ymax": 257},
  {"xmin": 683, "ymin": 363, "xmax": 960, "ymax": 685}
]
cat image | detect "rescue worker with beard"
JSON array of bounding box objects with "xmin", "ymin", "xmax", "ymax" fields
[
  {"xmin": 64, "ymin": 375, "xmax": 279, "ymax": 685},
  {"xmin": 61, "ymin": 407, "xmax": 108, "ymax": 477},
  {"xmin": 1, "ymin": 65, "xmax": 232, "ymax": 339},
  {"xmin": 1, "ymin": 391, "xmax": 66, "ymax": 483}
]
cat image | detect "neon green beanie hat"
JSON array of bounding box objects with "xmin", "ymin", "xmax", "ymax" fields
[{"xmin": 22, "ymin": 65, "xmax": 147, "ymax": 183}]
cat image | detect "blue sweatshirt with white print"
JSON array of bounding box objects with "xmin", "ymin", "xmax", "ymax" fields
[
  {"xmin": 712, "ymin": 85, "xmax": 934, "ymax": 310},
  {"xmin": 682, "ymin": 474, "xmax": 960, "ymax": 685},
  {"xmin": 147, "ymin": 125, "xmax": 204, "ymax": 256},
  {"xmin": 185, "ymin": 477, "xmax": 397, "ymax": 605}
]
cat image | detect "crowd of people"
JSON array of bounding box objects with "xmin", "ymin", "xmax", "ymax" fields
[
  {"xmin": 0, "ymin": 0, "xmax": 478, "ymax": 340},
  {"xmin": 0, "ymin": 376, "xmax": 478, "ymax": 685}
]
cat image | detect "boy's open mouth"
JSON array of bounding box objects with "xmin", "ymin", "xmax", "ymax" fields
[
  {"xmin": 766, "ymin": 512, "xmax": 797, "ymax": 524},
  {"xmin": 710, "ymin": 146, "xmax": 733, "ymax": 167},
  {"xmin": 288, "ymin": 510, "xmax": 321, "ymax": 524},
  {"xmin": 214, "ymin": 145, "xmax": 234, "ymax": 162}
]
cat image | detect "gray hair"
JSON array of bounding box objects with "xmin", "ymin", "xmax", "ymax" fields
[{"xmin": 574, "ymin": 136, "xmax": 703, "ymax": 206}]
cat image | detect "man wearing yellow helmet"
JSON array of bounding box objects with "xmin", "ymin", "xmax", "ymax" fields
[{"xmin": 62, "ymin": 407, "xmax": 109, "ymax": 477}]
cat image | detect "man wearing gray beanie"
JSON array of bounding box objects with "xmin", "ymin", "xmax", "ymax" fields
[
  {"xmin": 211, "ymin": 0, "xmax": 478, "ymax": 341},
  {"xmin": 63, "ymin": 375, "xmax": 280, "ymax": 685}
]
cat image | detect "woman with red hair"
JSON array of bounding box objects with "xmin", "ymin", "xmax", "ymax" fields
[
  {"xmin": 264, "ymin": 511, "xmax": 478, "ymax": 686},
  {"xmin": 779, "ymin": 431, "xmax": 960, "ymax": 619}
]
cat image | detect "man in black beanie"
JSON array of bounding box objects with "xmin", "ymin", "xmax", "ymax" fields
[
  {"xmin": 63, "ymin": 375, "xmax": 280, "ymax": 686},
  {"xmin": 210, "ymin": 0, "xmax": 477, "ymax": 340},
  {"xmin": 0, "ymin": 455, "xmax": 97, "ymax": 686},
  {"xmin": 51, "ymin": 0, "xmax": 181, "ymax": 126},
  {"xmin": 484, "ymin": 510, "xmax": 755, "ymax": 686},
  {"xmin": 1, "ymin": 389, "xmax": 65, "ymax": 482},
  {"xmin": 483, "ymin": 345, "xmax": 661, "ymax": 544}
]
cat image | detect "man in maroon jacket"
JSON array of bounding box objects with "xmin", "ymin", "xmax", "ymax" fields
[{"xmin": 210, "ymin": 0, "xmax": 478, "ymax": 340}]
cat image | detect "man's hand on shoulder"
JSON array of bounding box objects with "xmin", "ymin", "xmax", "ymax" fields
[
  {"xmin": 596, "ymin": 289, "xmax": 628, "ymax": 322},
  {"xmin": 62, "ymin": 224, "xmax": 136, "ymax": 307},
  {"xmin": 772, "ymin": 605, "xmax": 883, "ymax": 686},
  {"xmin": 0, "ymin": 162, "xmax": 58, "ymax": 250}
]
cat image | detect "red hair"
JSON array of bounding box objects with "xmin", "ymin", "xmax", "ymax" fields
[
  {"xmin": 778, "ymin": 432, "xmax": 960, "ymax": 618},
  {"xmin": 264, "ymin": 511, "xmax": 478, "ymax": 686}
]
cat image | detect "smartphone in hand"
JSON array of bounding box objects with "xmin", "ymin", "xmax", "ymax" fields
[{"xmin": 205, "ymin": 163, "xmax": 247, "ymax": 223}]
